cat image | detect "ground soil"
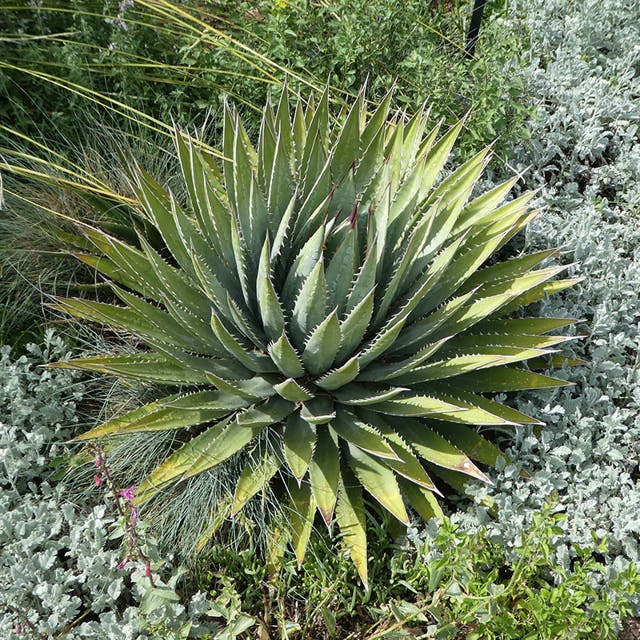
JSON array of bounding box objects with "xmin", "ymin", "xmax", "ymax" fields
[{"xmin": 620, "ymin": 618, "xmax": 640, "ymax": 640}]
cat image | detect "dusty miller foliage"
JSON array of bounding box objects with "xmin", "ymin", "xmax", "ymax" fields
[
  {"xmin": 0, "ymin": 331, "xmax": 214, "ymax": 639},
  {"xmin": 446, "ymin": 0, "xmax": 640, "ymax": 612}
]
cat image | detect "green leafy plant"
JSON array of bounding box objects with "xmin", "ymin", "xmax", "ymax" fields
[{"xmin": 52, "ymin": 87, "xmax": 577, "ymax": 585}]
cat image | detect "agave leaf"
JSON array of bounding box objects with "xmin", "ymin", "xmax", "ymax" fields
[
  {"xmin": 226, "ymin": 293, "xmax": 267, "ymax": 350},
  {"xmin": 267, "ymin": 129, "xmax": 295, "ymax": 226},
  {"xmin": 458, "ymin": 248, "xmax": 559, "ymax": 296},
  {"xmin": 283, "ymin": 413, "xmax": 317, "ymax": 481},
  {"xmin": 205, "ymin": 373, "xmax": 276, "ymax": 399},
  {"xmin": 358, "ymin": 337, "xmax": 450, "ymax": 382},
  {"xmin": 309, "ymin": 425, "xmax": 340, "ymax": 526},
  {"xmin": 289, "ymin": 479, "xmax": 317, "ymax": 567},
  {"xmin": 75, "ymin": 390, "xmax": 250, "ymax": 440},
  {"xmin": 334, "ymin": 384, "xmax": 408, "ymax": 406},
  {"xmin": 302, "ymin": 310, "xmax": 341, "ymax": 375},
  {"xmin": 135, "ymin": 418, "xmax": 242, "ymax": 504},
  {"xmin": 256, "ymin": 238, "xmax": 286, "ymax": 342},
  {"xmin": 132, "ymin": 169, "xmax": 198, "ymax": 280},
  {"xmin": 56, "ymin": 353, "xmax": 210, "ymax": 385},
  {"xmin": 331, "ymin": 408, "xmax": 399, "ymax": 459},
  {"xmin": 80, "ymin": 227, "xmax": 163, "ymax": 298},
  {"xmin": 291, "ymin": 259, "xmax": 328, "ymax": 348},
  {"xmin": 356, "ymin": 411, "xmax": 441, "ymax": 492},
  {"xmin": 337, "ymin": 288, "xmax": 375, "ymax": 363},
  {"xmin": 429, "ymin": 422, "xmax": 509, "ymax": 466},
  {"xmin": 424, "ymin": 390, "xmax": 523, "ymax": 426},
  {"xmin": 347, "ymin": 444, "xmax": 409, "ymax": 525},
  {"xmin": 326, "ymin": 228, "xmax": 358, "ymax": 314},
  {"xmin": 300, "ymin": 397, "xmax": 336, "ymax": 425},
  {"xmin": 232, "ymin": 451, "xmax": 282, "ymax": 515},
  {"xmin": 271, "ymin": 191, "xmax": 298, "ymax": 263},
  {"xmin": 135, "ymin": 234, "xmax": 213, "ymax": 322},
  {"xmin": 331, "ymin": 92, "xmax": 362, "ymax": 182},
  {"xmin": 397, "ymin": 477, "xmax": 443, "ymax": 520},
  {"xmin": 474, "ymin": 317, "xmax": 578, "ymax": 334},
  {"xmin": 274, "ymin": 378, "xmax": 314, "ymax": 402},
  {"xmin": 315, "ymin": 356, "xmax": 360, "ymax": 391},
  {"xmin": 374, "ymin": 395, "xmax": 466, "ymax": 418},
  {"xmin": 391, "ymin": 289, "xmax": 477, "ymax": 355},
  {"xmin": 418, "ymin": 147, "xmax": 491, "ymax": 265},
  {"xmin": 268, "ymin": 332, "xmax": 305, "ymax": 378},
  {"xmin": 336, "ymin": 465, "xmax": 368, "ymax": 587},
  {"xmin": 426, "ymin": 385, "xmax": 543, "ymax": 426},
  {"xmin": 418, "ymin": 118, "xmax": 466, "ymax": 199},
  {"xmin": 497, "ymin": 278, "xmax": 583, "ymax": 316},
  {"xmin": 291, "ymin": 99, "xmax": 307, "ymax": 173},
  {"xmin": 52, "ymin": 297, "xmax": 219, "ymax": 356},
  {"xmin": 174, "ymin": 132, "xmax": 233, "ymax": 266},
  {"xmin": 454, "ymin": 174, "xmax": 520, "ymax": 232},
  {"xmin": 211, "ymin": 313, "xmax": 276, "ymax": 373},
  {"xmin": 345, "ymin": 244, "xmax": 377, "ymax": 315},
  {"xmin": 74, "ymin": 253, "xmax": 148, "ymax": 299},
  {"xmin": 527, "ymin": 354, "xmax": 587, "ymax": 370},
  {"xmin": 387, "ymin": 416, "xmax": 489, "ymax": 482},
  {"xmin": 451, "ymin": 366, "xmax": 572, "ymax": 393},
  {"xmin": 283, "ymin": 220, "xmax": 326, "ymax": 301},
  {"xmin": 394, "ymin": 350, "xmax": 551, "ymax": 385},
  {"xmin": 442, "ymin": 333, "xmax": 572, "ymax": 353}
]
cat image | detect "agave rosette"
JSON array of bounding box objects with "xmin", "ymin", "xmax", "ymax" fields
[{"xmin": 54, "ymin": 89, "xmax": 577, "ymax": 585}]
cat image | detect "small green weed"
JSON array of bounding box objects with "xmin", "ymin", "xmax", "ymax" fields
[{"xmin": 188, "ymin": 502, "xmax": 639, "ymax": 639}]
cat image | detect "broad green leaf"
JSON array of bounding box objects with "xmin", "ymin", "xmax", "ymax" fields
[
  {"xmin": 274, "ymin": 378, "xmax": 314, "ymax": 402},
  {"xmin": 337, "ymin": 288, "xmax": 375, "ymax": 362},
  {"xmin": 232, "ymin": 451, "xmax": 282, "ymax": 515},
  {"xmin": 75, "ymin": 390, "xmax": 249, "ymax": 440},
  {"xmin": 450, "ymin": 366, "xmax": 572, "ymax": 393},
  {"xmin": 334, "ymin": 384, "xmax": 407, "ymax": 406},
  {"xmin": 211, "ymin": 313, "xmax": 276, "ymax": 373},
  {"xmin": 336, "ymin": 466, "xmax": 368, "ymax": 587},
  {"xmin": 289, "ymin": 480, "xmax": 316, "ymax": 567},
  {"xmin": 268, "ymin": 332, "xmax": 305, "ymax": 378},
  {"xmin": 283, "ymin": 413, "xmax": 317, "ymax": 481},
  {"xmin": 256, "ymin": 238, "xmax": 286, "ymax": 341},
  {"xmin": 302, "ymin": 310, "xmax": 341, "ymax": 375},
  {"xmin": 291, "ymin": 259, "xmax": 328, "ymax": 348},
  {"xmin": 331, "ymin": 409, "xmax": 399, "ymax": 459},
  {"xmin": 374, "ymin": 395, "xmax": 466, "ymax": 418},
  {"xmin": 309, "ymin": 426, "xmax": 340, "ymax": 526},
  {"xmin": 429, "ymin": 422, "xmax": 508, "ymax": 467},
  {"xmin": 300, "ymin": 397, "xmax": 336, "ymax": 425},
  {"xmin": 347, "ymin": 444, "xmax": 409, "ymax": 525},
  {"xmin": 398, "ymin": 478, "xmax": 443, "ymax": 521},
  {"xmin": 315, "ymin": 356, "xmax": 360, "ymax": 391}
]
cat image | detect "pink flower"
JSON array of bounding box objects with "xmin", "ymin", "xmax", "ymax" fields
[
  {"xmin": 118, "ymin": 485, "xmax": 136, "ymax": 501},
  {"xmin": 94, "ymin": 475, "xmax": 103, "ymax": 487},
  {"xmin": 95, "ymin": 456, "xmax": 102, "ymax": 468}
]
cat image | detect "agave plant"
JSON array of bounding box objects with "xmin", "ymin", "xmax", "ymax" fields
[{"xmin": 53, "ymin": 88, "xmax": 577, "ymax": 586}]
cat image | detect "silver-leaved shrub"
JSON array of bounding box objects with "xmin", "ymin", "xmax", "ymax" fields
[
  {"xmin": 449, "ymin": 0, "xmax": 640, "ymax": 616},
  {"xmin": 0, "ymin": 331, "xmax": 220, "ymax": 639}
]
